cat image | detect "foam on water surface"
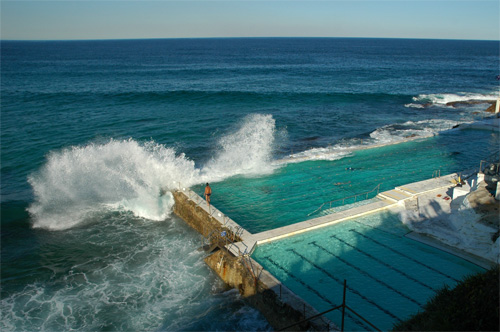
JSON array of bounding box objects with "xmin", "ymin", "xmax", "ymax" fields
[
  {"xmin": 202, "ymin": 128, "xmax": 498, "ymax": 233},
  {"xmin": 405, "ymin": 91, "xmax": 499, "ymax": 108},
  {"xmin": 0, "ymin": 212, "xmax": 270, "ymax": 331}
]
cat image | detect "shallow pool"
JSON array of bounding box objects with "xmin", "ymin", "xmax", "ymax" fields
[{"xmin": 252, "ymin": 210, "xmax": 485, "ymax": 331}]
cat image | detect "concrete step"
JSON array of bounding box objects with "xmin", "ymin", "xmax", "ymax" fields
[
  {"xmin": 395, "ymin": 186, "xmax": 418, "ymax": 195},
  {"xmin": 377, "ymin": 189, "xmax": 412, "ymax": 202}
]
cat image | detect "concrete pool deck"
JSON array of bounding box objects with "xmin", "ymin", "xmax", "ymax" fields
[
  {"xmin": 227, "ymin": 173, "xmax": 475, "ymax": 259},
  {"xmin": 173, "ymin": 171, "xmax": 497, "ymax": 330}
]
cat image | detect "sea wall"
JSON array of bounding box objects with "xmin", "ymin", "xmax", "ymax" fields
[
  {"xmin": 204, "ymin": 250, "xmax": 330, "ymax": 330},
  {"xmin": 171, "ymin": 189, "xmax": 232, "ymax": 238},
  {"xmin": 171, "ymin": 189, "xmax": 332, "ymax": 331}
]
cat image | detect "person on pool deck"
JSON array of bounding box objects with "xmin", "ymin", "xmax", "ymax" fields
[{"xmin": 204, "ymin": 183, "xmax": 212, "ymax": 206}]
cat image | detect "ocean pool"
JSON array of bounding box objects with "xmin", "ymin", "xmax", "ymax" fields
[
  {"xmin": 251, "ymin": 210, "xmax": 485, "ymax": 331},
  {"xmin": 196, "ymin": 128, "xmax": 498, "ymax": 233}
]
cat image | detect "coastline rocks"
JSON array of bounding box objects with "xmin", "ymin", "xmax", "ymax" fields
[
  {"xmin": 445, "ymin": 99, "xmax": 496, "ymax": 112},
  {"xmin": 485, "ymin": 103, "xmax": 497, "ymax": 113}
]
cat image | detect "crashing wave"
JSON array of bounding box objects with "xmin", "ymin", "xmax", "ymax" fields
[
  {"xmin": 407, "ymin": 91, "xmax": 498, "ymax": 108},
  {"xmin": 28, "ymin": 114, "xmax": 279, "ymax": 230}
]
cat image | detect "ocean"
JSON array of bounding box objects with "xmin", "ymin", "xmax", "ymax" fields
[{"xmin": 1, "ymin": 38, "xmax": 499, "ymax": 331}]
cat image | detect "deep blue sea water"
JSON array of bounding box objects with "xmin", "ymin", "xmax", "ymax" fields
[{"xmin": 1, "ymin": 38, "xmax": 499, "ymax": 331}]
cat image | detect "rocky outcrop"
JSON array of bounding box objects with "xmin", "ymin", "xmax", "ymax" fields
[{"xmin": 445, "ymin": 100, "xmax": 496, "ymax": 110}]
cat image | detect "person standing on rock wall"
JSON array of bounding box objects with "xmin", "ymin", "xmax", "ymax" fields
[{"xmin": 205, "ymin": 183, "xmax": 212, "ymax": 206}]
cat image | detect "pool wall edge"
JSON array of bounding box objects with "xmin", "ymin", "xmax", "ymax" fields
[{"xmin": 171, "ymin": 188, "xmax": 333, "ymax": 331}]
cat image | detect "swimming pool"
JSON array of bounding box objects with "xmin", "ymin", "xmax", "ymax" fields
[
  {"xmin": 251, "ymin": 210, "xmax": 485, "ymax": 331},
  {"xmin": 198, "ymin": 128, "xmax": 498, "ymax": 233}
]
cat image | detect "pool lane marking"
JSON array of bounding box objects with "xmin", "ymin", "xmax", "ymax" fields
[
  {"xmin": 263, "ymin": 256, "xmax": 335, "ymax": 306},
  {"xmin": 262, "ymin": 256, "xmax": 370, "ymax": 331},
  {"xmin": 288, "ymin": 249, "xmax": 402, "ymax": 323},
  {"xmin": 330, "ymin": 235, "xmax": 436, "ymax": 292},
  {"xmin": 309, "ymin": 241, "xmax": 424, "ymax": 307},
  {"xmin": 350, "ymin": 230, "xmax": 459, "ymax": 283}
]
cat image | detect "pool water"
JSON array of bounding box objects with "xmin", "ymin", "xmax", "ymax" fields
[
  {"xmin": 252, "ymin": 210, "xmax": 485, "ymax": 331},
  {"xmin": 197, "ymin": 129, "xmax": 498, "ymax": 233}
]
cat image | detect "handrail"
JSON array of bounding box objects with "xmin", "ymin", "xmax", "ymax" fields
[
  {"xmin": 432, "ymin": 169, "xmax": 441, "ymax": 178},
  {"xmin": 307, "ymin": 183, "xmax": 382, "ymax": 217},
  {"xmin": 278, "ymin": 280, "xmax": 381, "ymax": 332},
  {"xmin": 204, "ymin": 222, "xmax": 251, "ymax": 257}
]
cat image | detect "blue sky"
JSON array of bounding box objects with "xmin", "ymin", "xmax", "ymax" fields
[{"xmin": 1, "ymin": 1, "xmax": 499, "ymax": 40}]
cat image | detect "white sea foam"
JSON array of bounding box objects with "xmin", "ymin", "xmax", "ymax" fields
[
  {"xmin": 283, "ymin": 118, "xmax": 460, "ymax": 164},
  {"xmin": 404, "ymin": 103, "xmax": 425, "ymax": 109},
  {"xmin": 28, "ymin": 114, "xmax": 279, "ymax": 230},
  {"xmin": 0, "ymin": 215, "xmax": 269, "ymax": 331},
  {"xmin": 280, "ymin": 146, "xmax": 353, "ymax": 163},
  {"xmin": 409, "ymin": 91, "xmax": 498, "ymax": 107},
  {"xmin": 369, "ymin": 119, "xmax": 459, "ymax": 144}
]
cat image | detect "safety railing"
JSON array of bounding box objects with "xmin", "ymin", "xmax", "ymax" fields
[
  {"xmin": 278, "ymin": 280, "xmax": 381, "ymax": 332},
  {"xmin": 202, "ymin": 224, "xmax": 259, "ymax": 285},
  {"xmin": 307, "ymin": 184, "xmax": 382, "ymax": 217},
  {"xmin": 202, "ymin": 221, "xmax": 251, "ymax": 256},
  {"xmin": 432, "ymin": 169, "xmax": 441, "ymax": 178}
]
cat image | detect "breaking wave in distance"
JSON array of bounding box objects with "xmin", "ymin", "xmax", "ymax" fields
[
  {"xmin": 405, "ymin": 91, "xmax": 498, "ymax": 108},
  {"xmin": 368, "ymin": 119, "xmax": 459, "ymax": 143},
  {"xmin": 281, "ymin": 118, "xmax": 460, "ymax": 163}
]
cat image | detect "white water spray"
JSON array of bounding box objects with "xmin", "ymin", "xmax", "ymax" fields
[
  {"xmin": 28, "ymin": 139, "xmax": 200, "ymax": 230},
  {"xmin": 201, "ymin": 114, "xmax": 277, "ymax": 181},
  {"xmin": 28, "ymin": 114, "xmax": 280, "ymax": 230}
]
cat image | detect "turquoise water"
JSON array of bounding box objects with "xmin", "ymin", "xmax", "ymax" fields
[
  {"xmin": 252, "ymin": 210, "xmax": 485, "ymax": 331},
  {"xmin": 2, "ymin": 38, "xmax": 498, "ymax": 331},
  {"xmin": 199, "ymin": 128, "xmax": 498, "ymax": 233}
]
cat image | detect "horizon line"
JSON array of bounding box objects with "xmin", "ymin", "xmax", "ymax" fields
[{"xmin": 1, "ymin": 36, "xmax": 498, "ymax": 42}]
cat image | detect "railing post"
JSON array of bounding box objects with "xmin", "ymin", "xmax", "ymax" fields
[{"xmin": 341, "ymin": 279, "xmax": 346, "ymax": 332}]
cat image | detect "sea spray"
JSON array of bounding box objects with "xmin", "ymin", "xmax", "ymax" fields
[
  {"xmin": 28, "ymin": 139, "xmax": 200, "ymax": 230},
  {"xmin": 202, "ymin": 114, "xmax": 278, "ymax": 181},
  {"xmin": 28, "ymin": 114, "xmax": 281, "ymax": 230}
]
